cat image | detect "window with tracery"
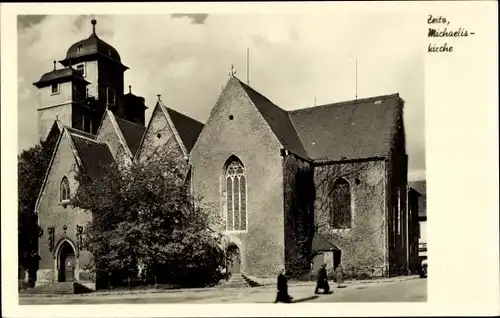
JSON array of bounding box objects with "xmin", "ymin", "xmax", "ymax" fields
[
  {"xmin": 330, "ymin": 178, "xmax": 352, "ymax": 229},
  {"xmin": 224, "ymin": 159, "xmax": 247, "ymax": 231},
  {"xmin": 60, "ymin": 177, "xmax": 70, "ymax": 202}
]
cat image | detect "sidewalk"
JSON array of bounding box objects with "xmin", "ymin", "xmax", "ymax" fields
[{"xmin": 18, "ymin": 275, "xmax": 420, "ymax": 298}]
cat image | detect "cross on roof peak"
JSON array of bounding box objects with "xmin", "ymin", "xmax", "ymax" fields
[{"xmin": 228, "ymin": 64, "xmax": 236, "ymax": 77}]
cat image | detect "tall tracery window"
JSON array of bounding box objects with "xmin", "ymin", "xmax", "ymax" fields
[
  {"xmin": 224, "ymin": 158, "xmax": 247, "ymax": 231},
  {"xmin": 330, "ymin": 178, "xmax": 352, "ymax": 229},
  {"xmin": 60, "ymin": 177, "xmax": 70, "ymax": 202}
]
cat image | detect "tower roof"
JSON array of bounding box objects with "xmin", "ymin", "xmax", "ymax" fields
[
  {"xmin": 59, "ymin": 19, "xmax": 128, "ymax": 70},
  {"xmin": 33, "ymin": 67, "xmax": 90, "ymax": 88}
]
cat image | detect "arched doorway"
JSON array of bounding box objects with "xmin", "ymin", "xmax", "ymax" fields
[
  {"xmin": 58, "ymin": 241, "xmax": 76, "ymax": 282},
  {"xmin": 227, "ymin": 244, "xmax": 241, "ymax": 274}
]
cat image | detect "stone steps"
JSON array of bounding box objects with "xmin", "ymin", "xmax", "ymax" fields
[
  {"xmin": 22, "ymin": 282, "xmax": 75, "ymax": 295},
  {"xmin": 21, "ymin": 281, "xmax": 94, "ymax": 295},
  {"xmin": 222, "ymin": 273, "xmax": 251, "ymax": 288}
]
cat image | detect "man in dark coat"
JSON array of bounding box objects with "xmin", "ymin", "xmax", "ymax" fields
[
  {"xmin": 314, "ymin": 264, "xmax": 330, "ymax": 294},
  {"xmin": 274, "ymin": 267, "xmax": 292, "ymax": 303}
]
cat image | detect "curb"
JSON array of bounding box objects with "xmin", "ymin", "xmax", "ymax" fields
[{"xmin": 19, "ymin": 276, "xmax": 421, "ymax": 298}]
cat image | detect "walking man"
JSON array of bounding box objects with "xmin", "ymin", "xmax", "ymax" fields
[
  {"xmin": 314, "ymin": 263, "xmax": 330, "ymax": 294},
  {"xmin": 274, "ymin": 266, "xmax": 292, "ymax": 303}
]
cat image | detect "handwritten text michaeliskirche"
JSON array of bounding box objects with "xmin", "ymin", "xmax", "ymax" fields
[{"xmin": 427, "ymin": 15, "xmax": 474, "ymax": 53}]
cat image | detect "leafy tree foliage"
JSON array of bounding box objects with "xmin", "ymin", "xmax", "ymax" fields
[
  {"xmin": 18, "ymin": 132, "xmax": 58, "ymax": 285},
  {"xmin": 71, "ymin": 147, "xmax": 226, "ymax": 289}
]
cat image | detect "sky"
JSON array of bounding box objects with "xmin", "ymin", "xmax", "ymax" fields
[{"xmin": 17, "ymin": 13, "xmax": 425, "ymax": 179}]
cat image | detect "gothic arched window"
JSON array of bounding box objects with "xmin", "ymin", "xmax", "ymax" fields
[
  {"xmin": 223, "ymin": 158, "xmax": 247, "ymax": 231},
  {"xmin": 60, "ymin": 177, "xmax": 70, "ymax": 202},
  {"xmin": 330, "ymin": 178, "xmax": 352, "ymax": 229}
]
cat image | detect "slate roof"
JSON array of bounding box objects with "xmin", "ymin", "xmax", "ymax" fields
[
  {"xmin": 33, "ymin": 67, "xmax": 89, "ymax": 88},
  {"xmin": 69, "ymin": 133, "xmax": 116, "ymax": 180},
  {"xmin": 66, "ymin": 126, "xmax": 96, "ymax": 140},
  {"xmin": 166, "ymin": 107, "xmax": 204, "ymax": 153},
  {"xmin": 235, "ymin": 77, "xmax": 401, "ymax": 161},
  {"xmin": 289, "ymin": 94, "xmax": 401, "ymax": 161},
  {"xmin": 114, "ymin": 116, "xmax": 146, "ymax": 157},
  {"xmin": 312, "ymin": 233, "xmax": 340, "ymax": 251},
  {"xmin": 59, "ymin": 20, "xmax": 126, "ymax": 69},
  {"xmin": 238, "ymin": 79, "xmax": 309, "ymax": 159},
  {"xmin": 409, "ymin": 180, "xmax": 427, "ymax": 218}
]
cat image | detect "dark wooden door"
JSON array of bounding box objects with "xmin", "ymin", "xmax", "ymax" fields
[
  {"xmin": 229, "ymin": 254, "xmax": 241, "ymax": 273},
  {"xmin": 333, "ymin": 250, "xmax": 341, "ymax": 269}
]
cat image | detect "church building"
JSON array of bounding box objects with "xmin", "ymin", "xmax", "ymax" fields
[{"xmin": 33, "ymin": 19, "xmax": 416, "ymax": 290}]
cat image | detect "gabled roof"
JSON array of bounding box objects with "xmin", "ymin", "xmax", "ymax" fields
[
  {"xmin": 166, "ymin": 107, "xmax": 204, "ymax": 153},
  {"xmin": 409, "ymin": 180, "xmax": 427, "ymax": 218},
  {"xmin": 69, "ymin": 133, "xmax": 116, "ymax": 180},
  {"xmin": 237, "ymin": 78, "xmax": 309, "ymax": 159},
  {"xmin": 289, "ymin": 94, "xmax": 402, "ymax": 161},
  {"xmin": 33, "ymin": 67, "xmax": 89, "ymax": 88},
  {"xmin": 35, "ymin": 126, "xmax": 116, "ymax": 213},
  {"xmin": 114, "ymin": 116, "xmax": 146, "ymax": 156},
  {"xmin": 312, "ymin": 233, "xmax": 340, "ymax": 251},
  {"xmin": 65, "ymin": 126, "xmax": 96, "ymax": 140}
]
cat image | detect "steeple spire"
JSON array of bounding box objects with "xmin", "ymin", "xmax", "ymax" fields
[{"xmin": 91, "ymin": 18, "xmax": 97, "ymax": 35}]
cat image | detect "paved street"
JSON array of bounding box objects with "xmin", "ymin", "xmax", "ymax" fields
[{"xmin": 19, "ymin": 277, "xmax": 426, "ymax": 304}]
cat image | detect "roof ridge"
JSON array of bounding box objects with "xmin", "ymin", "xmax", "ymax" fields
[
  {"xmin": 114, "ymin": 115, "xmax": 145, "ymax": 128},
  {"xmin": 69, "ymin": 132, "xmax": 107, "ymax": 145},
  {"xmin": 290, "ymin": 93, "xmax": 401, "ymax": 113},
  {"xmin": 236, "ymin": 78, "xmax": 289, "ymax": 114},
  {"xmin": 166, "ymin": 107, "xmax": 204, "ymax": 126}
]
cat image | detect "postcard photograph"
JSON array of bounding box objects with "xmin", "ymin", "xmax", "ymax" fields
[
  {"xmin": 1, "ymin": 1, "xmax": 498, "ymax": 317},
  {"xmin": 14, "ymin": 11, "xmax": 428, "ymax": 305}
]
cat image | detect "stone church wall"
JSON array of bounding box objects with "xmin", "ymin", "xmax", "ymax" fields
[
  {"xmin": 96, "ymin": 112, "xmax": 132, "ymax": 167},
  {"xmin": 314, "ymin": 159, "xmax": 388, "ymax": 276},
  {"xmin": 190, "ymin": 79, "xmax": 286, "ymax": 277},
  {"xmin": 36, "ymin": 132, "xmax": 93, "ymax": 286}
]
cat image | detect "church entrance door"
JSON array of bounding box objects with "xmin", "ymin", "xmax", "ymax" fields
[
  {"xmin": 227, "ymin": 244, "xmax": 241, "ymax": 274},
  {"xmin": 333, "ymin": 250, "xmax": 342, "ymax": 270},
  {"xmin": 58, "ymin": 241, "xmax": 76, "ymax": 282}
]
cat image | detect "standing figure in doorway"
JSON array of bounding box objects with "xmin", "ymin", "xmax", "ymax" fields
[
  {"xmin": 334, "ymin": 264, "xmax": 345, "ymax": 288},
  {"xmin": 314, "ymin": 264, "xmax": 330, "ymax": 294},
  {"xmin": 274, "ymin": 267, "xmax": 292, "ymax": 303}
]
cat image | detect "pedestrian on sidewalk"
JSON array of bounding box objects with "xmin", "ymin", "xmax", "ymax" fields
[
  {"xmin": 274, "ymin": 267, "xmax": 292, "ymax": 303},
  {"xmin": 314, "ymin": 264, "xmax": 331, "ymax": 294},
  {"xmin": 334, "ymin": 264, "xmax": 345, "ymax": 288}
]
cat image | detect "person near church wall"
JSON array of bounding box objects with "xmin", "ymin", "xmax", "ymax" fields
[
  {"xmin": 314, "ymin": 263, "xmax": 331, "ymax": 294},
  {"xmin": 335, "ymin": 264, "xmax": 345, "ymax": 288},
  {"xmin": 274, "ymin": 266, "xmax": 293, "ymax": 303}
]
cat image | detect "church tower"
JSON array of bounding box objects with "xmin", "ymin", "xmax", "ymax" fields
[{"xmin": 34, "ymin": 18, "xmax": 146, "ymax": 141}]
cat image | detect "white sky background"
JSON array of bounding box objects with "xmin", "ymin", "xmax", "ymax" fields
[{"xmin": 17, "ymin": 13, "xmax": 425, "ymax": 178}]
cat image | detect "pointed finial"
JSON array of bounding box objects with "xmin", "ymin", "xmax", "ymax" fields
[
  {"xmin": 91, "ymin": 18, "xmax": 97, "ymax": 34},
  {"xmin": 56, "ymin": 115, "xmax": 59, "ymax": 120},
  {"xmin": 53, "ymin": 60, "xmax": 56, "ymax": 71},
  {"xmin": 129, "ymin": 85, "xmax": 132, "ymax": 94},
  {"xmin": 157, "ymin": 94, "xmax": 161, "ymax": 101},
  {"xmin": 228, "ymin": 64, "xmax": 236, "ymax": 77}
]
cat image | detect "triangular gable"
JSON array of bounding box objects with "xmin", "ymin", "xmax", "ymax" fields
[
  {"xmin": 35, "ymin": 125, "xmax": 116, "ymax": 213},
  {"xmin": 95, "ymin": 109, "xmax": 134, "ymax": 160},
  {"xmin": 134, "ymin": 100, "xmax": 191, "ymax": 162},
  {"xmin": 42, "ymin": 119, "xmax": 64, "ymax": 143},
  {"xmin": 34, "ymin": 127, "xmax": 83, "ymax": 213}
]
